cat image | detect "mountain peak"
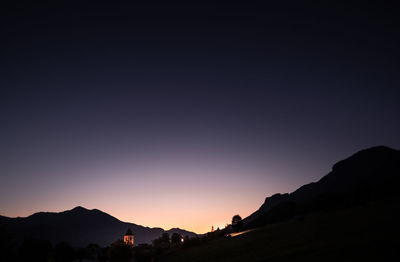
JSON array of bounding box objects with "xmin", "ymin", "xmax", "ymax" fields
[
  {"xmin": 71, "ymin": 206, "xmax": 88, "ymax": 211},
  {"xmin": 351, "ymin": 145, "xmax": 397, "ymax": 157},
  {"xmin": 66, "ymin": 206, "xmax": 93, "ymax": 214},
  {"xmin": 332, "ymin": 145, "xmax": 398, "ymax": 172},
  {"xmin": 65, "ymin": 206, "xmax": 112, "ymax": 218}
]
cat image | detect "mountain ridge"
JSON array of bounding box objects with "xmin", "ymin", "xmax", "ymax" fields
[
  {"xmin": 0, "ymin": 206, "xmax": 196, "ymax": 247},
  {"xmin": 244, "ymin": 145, "xmax": 400, "ymax": 227},
  {"xmin": 2, "ymin": 145, "xmax": 399, "ymax": 248}
]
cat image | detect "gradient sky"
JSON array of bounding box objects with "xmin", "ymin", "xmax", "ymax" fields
[{"xmin": 1, "ymin": 1, "xmax": 399, "ymax": 233}]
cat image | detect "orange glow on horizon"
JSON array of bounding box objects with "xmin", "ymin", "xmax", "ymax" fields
[
  {"xmin": 0, "ymin": 160, "xmax": 296, "ymax": 235},
  {"xmin": 110, "ymin": 201, "xmax": 259, "ymax": 234}
]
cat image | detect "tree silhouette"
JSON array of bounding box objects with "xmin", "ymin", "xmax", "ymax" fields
[
  {"xmin": 152, "ymin": 233, "xmax": 170, "ymax": 250},
  {"xmin": 108, "ymin": 240, "xmax": 132, "ymax": 262},
  {"xmin": 232, "ymin": 214, "xmax": 243, "ymax": 231},
  {"xmin": 161, "ymin": 233, "xmax": 169, "ymax": 242},
  {"xmin": 171, "ymin": 233, "xmax": 182, "ymax": 247}
]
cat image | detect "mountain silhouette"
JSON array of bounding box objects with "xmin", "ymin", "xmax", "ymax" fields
[
  {"xmin": 1, "ymin": 146, "xmax": 398, "ymax": 248},
  {"xmin": 0, "ymin": 206, "xmax": 196, "ymax": 247},
  {"xmin": 244, "ymin": 146, "xmax": 400, "ymax": 227}
]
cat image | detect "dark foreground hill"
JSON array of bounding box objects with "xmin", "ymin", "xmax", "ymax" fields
[
  {"xmin": 163, "ymin": 198, "xmax": 400, "ymax": 262},
  {"xmin": 244, "ymin": 146, "xmax": 400, "ymax": 227},
  {"xmin": 162, "ymin": 146, "xmax": 400, "ymax": 261},
  {"xmin": 0, "ymin": 206, "xmax": 196, "ymax": 247}
]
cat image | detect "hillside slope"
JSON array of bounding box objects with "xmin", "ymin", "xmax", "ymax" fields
[
  {"xmin": 163, "ymin": 198, "xmax": 400, "ymax": 261},
  {"xmin": 244, "ymin": 146, "xmax": 400, "ymax": 227}
]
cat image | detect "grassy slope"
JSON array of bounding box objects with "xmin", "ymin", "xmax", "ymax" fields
[{"xmin": 162, "ymin": 199, "xmax": 400, "ymax": 262}]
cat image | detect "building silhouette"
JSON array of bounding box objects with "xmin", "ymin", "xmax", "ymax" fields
[{"xmin": 124, "ymin": 228, "xmax": 134, "ymax": 246}]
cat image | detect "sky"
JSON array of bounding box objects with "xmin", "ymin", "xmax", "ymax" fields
[{"xmin": 1, "ymin": 1, "xmax": 399, "ymax": 233}]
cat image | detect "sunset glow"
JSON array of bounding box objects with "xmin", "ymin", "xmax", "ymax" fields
[{"xmin": 1, "ymin": 1, "xmax": 400, "ymax": 239}]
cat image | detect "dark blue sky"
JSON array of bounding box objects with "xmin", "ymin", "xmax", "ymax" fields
[{"xmin": 1, "ymin": 1, "xmax": 399, "ymax": 232}]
